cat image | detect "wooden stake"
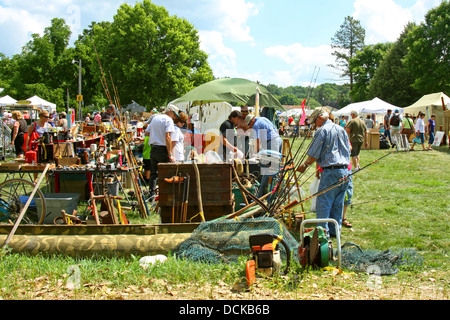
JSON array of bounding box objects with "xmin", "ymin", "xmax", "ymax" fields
[{"xmin": 192, "ymin": 161, "xmax": 205, "ymax": 222}]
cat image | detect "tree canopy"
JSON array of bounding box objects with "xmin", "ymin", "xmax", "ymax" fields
[{"xmin": 344, "ymin": 1, "xmax": 449, "ymax": 107}]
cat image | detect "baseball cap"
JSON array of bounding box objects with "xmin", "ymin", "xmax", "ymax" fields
[
  {"xmin": 245, "ymin": 114, "xmax": 255, "ymax": 125},
  {"xmin": 166, "ymin": 104, "xmax": 180, "ymax": 117},
  {"xmin": 310, "ymin": 107, "xmax": 323, "ymax": 123}
]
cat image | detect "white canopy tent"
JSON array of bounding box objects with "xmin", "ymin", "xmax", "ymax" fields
[
  {"xmin": 0, "ymin": 95, "xmax": 17, "ymax": 106},
  {"xmin": 26, "ymin": 95, "xmax": 57, "ymax": 114},
  {"xmin": 360, "ymin": 97, "xmax": 402, "ymax": 114},
  {"xmin": 333, "ymin": 97, "xmax": 401, "ymax": 117},
  {"xmin": 279, "ymin": 108, "xmax": 313, "ymax": 119},
  {"xmin": 172, "ymin": 101, "xmax": 233, "ymax": 135}
]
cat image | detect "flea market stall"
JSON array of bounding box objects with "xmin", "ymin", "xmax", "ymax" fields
[{"xmin": 0, "ymin": 79, "xmax": 300, "ymax": 261}]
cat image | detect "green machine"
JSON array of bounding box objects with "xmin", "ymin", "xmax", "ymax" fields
[{"xmin": 298, "ymin": 219, "xmax": 341, "ymax": 269}]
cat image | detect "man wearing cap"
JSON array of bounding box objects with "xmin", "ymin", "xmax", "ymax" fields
[
  {"xmin": 296, "ymin": 107, "xmax": 351, "ymax": 237},
  {"xmin": 246, "ymin": 114, "xmax": 283, "ymax": 198},
  {"xmin": 145, "ymin": 104, "xmax": 180, "ymax": 195},
  {"xmin": 101, "ymin": 105, "xmax": 115, "ymax": 122}
]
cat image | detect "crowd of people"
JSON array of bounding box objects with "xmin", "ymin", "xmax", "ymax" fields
[
  {"xmin": 383, "ymin": 109, "xmax": 436, "ymax": 151},
  {"xmin": 6, "ymin": 109, "xmax": 68, "ymax": 159},
  {"xmin": 3, "ymin": 102, "xmax": 438, "ymax": 237},
  {"xmin": 141, "ymin": 104, "xmax": 283, "ymax": 199}
]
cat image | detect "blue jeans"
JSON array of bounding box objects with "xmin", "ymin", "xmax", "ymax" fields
[
  {"xmin": 384, "ymin": 129, "xmax": 392, "ymax": 144},
  {"xmin": 428, "ymin": 132, "xmax": 435, "ymax": 145},
  {"xmin": 316, "ymin": 167, "xmax": 349, "ymax": 236}
]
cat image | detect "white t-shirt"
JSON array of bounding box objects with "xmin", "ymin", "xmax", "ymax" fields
[
  {"xmin": 415, "ymin": 117, "xmax": 425, "ymax": 133},
  {"xmin": 171, "ymin": 126, "xmax": 185, "ymax": 162},
  {"xmin": 146, "ymin": 114, "xmax": 175, "ymax": 146}
]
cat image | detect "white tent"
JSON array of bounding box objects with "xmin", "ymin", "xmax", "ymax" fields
[
  {"xmin": 26, "ymin": 95, "xmax": 56, "ymax": 113},
  {"xmin": 0, "ymin": 95, "xmax": 17, "ymax": 106},
  {"xmin": 333, "ymin": 97, "xmax": 401, "ymax": 117},
  {"xmin": 360, "ymin": 97, "xmax": 401, "ymax": 114},
  {"xmin": 172, "ymin": 101, "xmax": 233, "ymax": 134},
  {"xmin": 279, "ymin": 108, "xmax": 313, "ymax": 119},
  {"xmin": 332, "ymin": 101, "xmax": 367, "ymax": 117}
]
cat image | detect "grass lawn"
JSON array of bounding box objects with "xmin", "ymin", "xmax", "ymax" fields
[{"xmin": 0, "ymin": 141, "xmax": 448, "ymax": 300}]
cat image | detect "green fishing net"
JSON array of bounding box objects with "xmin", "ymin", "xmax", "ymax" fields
[
  {"xmin": 340, "ymin": 242, "xmax": 424, "ymax": 275},
  {"xmin": 173, "ymin": 217, "xmax": 299, "ymax": 264},
  {"xmin": 173, "ymin": 217, "xmax": 423, "ymax": 276}
]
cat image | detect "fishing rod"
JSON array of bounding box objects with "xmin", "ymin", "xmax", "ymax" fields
[
  {"xmin": 266, "ymin": 124, "xmax": 314, "ymax": 211},
  {"xmin": 93, "ymin": 41, "xmax": 149, "ymax": 219},
  {"xmin": 270, "ymin": 149, "xmax": 396, "ymax": 217},
  {"xmin": 268, "ymin": 114, "xmax": 354, "ymax": 215},
  {"xmin": 267, "ymin": 122, "xmax": 323, "ymax": 214}
]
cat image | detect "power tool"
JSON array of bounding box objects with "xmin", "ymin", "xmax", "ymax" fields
[
  {"xmin": 246, "ymin": 233, "xmax": 291, "ymax": 286},
  {"xmin": 298, "ymin": 218, "xmax": 342, "ymax": 269}
]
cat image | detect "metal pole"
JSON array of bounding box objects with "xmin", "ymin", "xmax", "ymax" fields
[{"xmin": 78, "ymin": 59, "xmax": 82, "ymax": 121}]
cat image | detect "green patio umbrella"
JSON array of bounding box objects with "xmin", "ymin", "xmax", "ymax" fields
[{"xmin": 171, "ymin": 78, "xmax": 285, "ymax": 111}]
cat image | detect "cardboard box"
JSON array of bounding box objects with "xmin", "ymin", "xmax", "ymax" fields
[{"xmin": 362, "ymin": 130, "xmax": 380, "ymax": 150}]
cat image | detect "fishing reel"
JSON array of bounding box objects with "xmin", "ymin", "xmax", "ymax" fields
[{"xmin": 246, "ymin": 233, "xmax": 291, "ymax": 286}]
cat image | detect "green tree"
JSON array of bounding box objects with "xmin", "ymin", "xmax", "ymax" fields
[
  {"xmin": 368, "ymin": 23, "xmax": 419, "ymax": 107},
  {"xmin": 404, "ymin": 1, "xmax": 450, "ymax": 94},
  {"xmin": 7, "ymin": 18, "xmax": 72, "ymax": 107},
  {"xmin": 314, "ymin": 83, "xmax": 351, "ymax": 109},
  {"xmin": 349, "ymin": 43, "xmax": 392, "ymax": 102},
  {"xmin": 278, "ymin": 93, "xmax": 301, "ymax": 106},
  {"xmin": 90, "ymin": 0, "xmax": 213, "ymax": 108},
  {"xmin": 329, "ymin": 16, "xmax": 366, "ymax": 93}
]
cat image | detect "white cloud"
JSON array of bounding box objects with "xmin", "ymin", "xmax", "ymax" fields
[
  {"xmin": 353, "ymin": 0, "xmax": 414, "ymax": 43},
  {"xmin": 264, "ymin": 43, "xmax": 335, "ymax": 86},
  {"xmin": 214, "ymin": 0, "xmax": 259, "ymax": 44},
  {"xmin": 198, "ymin": 31, "xmax": 236, "ymax": 61},
  {"xmin": 198, "ymin": 30, "xmax": 237, "ymax": 78},
  {"xmin": 0, "ymin": 0, "xmax": 119, "ymax": 56},
  {"xmin": 353, "ymin": 0, "xmax": 442, "ymax": 44},
  {"xmin": 0, "ymin": 6, "xmax": 46, "ymax": 55}
]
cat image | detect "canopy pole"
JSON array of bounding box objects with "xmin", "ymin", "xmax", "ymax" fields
[{"xmin": 255, "ymin": 87, "xmax": 261, "ymax": 117}]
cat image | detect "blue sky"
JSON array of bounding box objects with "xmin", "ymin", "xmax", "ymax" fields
[{"xmin": 0, "ymin": 0, "xmax": 443, "ymax": 88}]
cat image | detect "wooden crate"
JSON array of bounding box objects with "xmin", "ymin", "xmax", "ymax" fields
[{"xmin": 157, "ymin": 163, "xmax": 234, "ymax": 223}]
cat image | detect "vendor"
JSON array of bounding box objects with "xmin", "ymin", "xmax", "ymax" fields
[
  {"xmin": 101, "ymin": 105, "xmax": 115, "ymax": 122},
  {"xmin": 245, "ymin": 114, "xmax": 283, "ymax": 197},
  {"xmin": 219, "ymin": 111, "xmax": 242, "ymax": 161},
  {"xmin": 25, "ymin": 110, "xmax": 51, "ymax": 152},
  {"xmin": 10, "ymin": 111, "xmax": 28, "ymax": 158}
]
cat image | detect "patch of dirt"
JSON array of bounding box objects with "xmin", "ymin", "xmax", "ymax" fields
[{"xmin": 4, "ymin": 269, "xmax": 447, "ymax": 300}]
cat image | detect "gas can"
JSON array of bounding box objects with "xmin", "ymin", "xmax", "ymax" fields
[{"xmin": 25, "ymin": 150, "xmax": 37, "ymax": 164}]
